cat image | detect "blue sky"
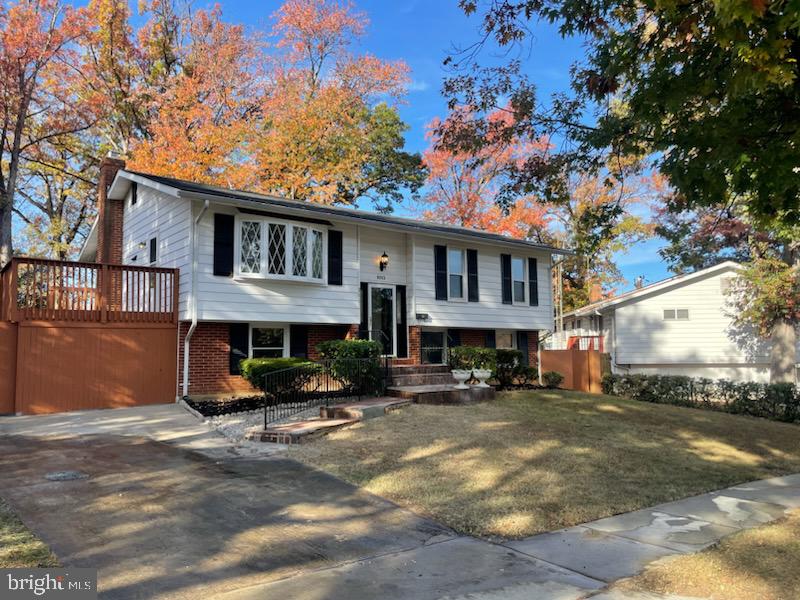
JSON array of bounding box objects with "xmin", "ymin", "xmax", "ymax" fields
[{"xmin": 191, "ymin": 1, "xmax": 671, "ymax": 288}]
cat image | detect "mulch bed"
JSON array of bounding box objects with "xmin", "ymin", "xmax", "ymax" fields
[{"xmin": 184, "ymin": 395, "xmax": 264, "ymax": 417}]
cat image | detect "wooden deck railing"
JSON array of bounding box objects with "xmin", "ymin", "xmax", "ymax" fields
[{"xmin": 0, "ymin": 257, "xmax": 178, "ymax": 324}]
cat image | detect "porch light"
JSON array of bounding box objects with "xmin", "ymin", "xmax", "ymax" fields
[{"xmin": 379, "ymin": 251, "xmax": 389, "ymax": 271}]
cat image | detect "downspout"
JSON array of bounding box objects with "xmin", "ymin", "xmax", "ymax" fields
[
  {"xmin": 182, "ymin": 199, "xmax": 210, "ymax": 398},
  {"xmin": 537, "ymin": 330, "xmax": 553, "ymax": 387}
]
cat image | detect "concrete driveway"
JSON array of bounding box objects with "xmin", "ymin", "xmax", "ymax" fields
[{"xmin": 0, "ymin": 405, "xmax": 601, "ymax": 600}]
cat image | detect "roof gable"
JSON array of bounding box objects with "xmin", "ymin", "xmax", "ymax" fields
[{"xmin": 565, "ymin": 261, "xmax": 742, "ymax": 317}]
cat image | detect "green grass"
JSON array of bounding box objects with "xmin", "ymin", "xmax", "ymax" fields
[
  {"xmin": 0, "ymin": 499, "xmax": 58, "ymax": 568},
  {"xmin": 618, "ymin": 509, "xmax": 800, "ymax": 600},
  {"xmin": 290, "ymin": 390, "xmax": 800, "ymax": 539}
]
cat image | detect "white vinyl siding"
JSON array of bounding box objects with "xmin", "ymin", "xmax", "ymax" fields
[
  {"xmin": 413, "ymin": 234, "xmax": 552, "ymax": 330},
  {"xmin": 614, "ymin": 269, "xmax": 769, "ymax": 365},
  {"xmin": 122, "ymin": 185, "xmax": 192, "ymax": 317},
  {"xmin": 196, "ymin": 209, "xmax": 359, "ymax": 324}
]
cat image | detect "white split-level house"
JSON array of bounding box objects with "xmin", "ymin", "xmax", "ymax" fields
[
  {"xmin": 549, "ymin": 261, "xmax": 800, "ymax": 383},
  {"xmin": 80, "ymin": 158, "xmax": 569, "ymax": 398}
]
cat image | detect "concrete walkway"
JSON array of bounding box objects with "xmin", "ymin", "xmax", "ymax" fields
[
  {"xmin": 2, "ymin": 404, "xmax": 799, "ymax": 599},
  {"xmin": 0, "ymin": 402, "xmax": 286, "ymax": 460}
]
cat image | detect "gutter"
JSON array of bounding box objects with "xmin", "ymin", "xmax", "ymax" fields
[{"xmin": 182, "ymin": 198, "xmax": 209, "ymax": 398}]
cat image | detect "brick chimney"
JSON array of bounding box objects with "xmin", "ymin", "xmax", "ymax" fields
[{"xmin": 96, "ymin": 153, "xmax": 126, "ymax": 264}]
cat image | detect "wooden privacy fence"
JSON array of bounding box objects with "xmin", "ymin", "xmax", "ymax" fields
[
  {"xmin": 540, "ymin": 348, "xmax": 605, "ymax": 394},
  {"xmin": 0, "ymin": 257, "xmax": 179, "ymax": 415}
]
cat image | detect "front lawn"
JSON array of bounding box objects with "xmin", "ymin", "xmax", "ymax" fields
[
  {"xmin": 616, "ymin": 509, "xmax": 800, "ymax": 600},
  {"xmin": 0, "ymin": 499, "xmax": 58, "ymax": 568},
  {"xmin": 289, "ymin": 390, "xmax": 800, "ymax": 539}
]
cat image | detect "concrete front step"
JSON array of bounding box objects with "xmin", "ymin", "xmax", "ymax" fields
[
  {"xmin": 320, "ymin": 397, "xmax": 412, "ymax": 420},
  {"xmin": 247, "ymin": 418, "xmax": 358, "ymax": 444},
  {"xmin": 388, "ymin": 364, "xmax": 451, "ymax": 376},
  {"xmin": 389, "ymin": 373, "xmax": 456, "ymax": 387},
  {"xmin": 386, "ymin": 384, "xmax": 495, "ymax": 405}
]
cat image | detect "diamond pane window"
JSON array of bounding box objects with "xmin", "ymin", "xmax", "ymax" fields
[
  {"xmin": 292, "ymin": 226, "xmax": 308, "ymax": 277},
  {"xmin": 311, "ymin": 230, "xmax": 323, "ymax": 279},
  {"xmin": 268, "ymin": 223, "xmax": 286, "ymax": 275},
  {"xmin": 240, "ymin": 221, "xmax": 262, "ymax": 274}
]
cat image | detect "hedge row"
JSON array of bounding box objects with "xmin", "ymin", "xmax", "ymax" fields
[{"xmin": 602, "ymin": 373, "xmax": 800, "ymax": 423}]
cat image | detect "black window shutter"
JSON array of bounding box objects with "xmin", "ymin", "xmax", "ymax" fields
[
  {"xmin": 213, "ymin": 214, "xmax": 235, "ymax": 277},
  {"xmin": 229, "ymin": 323, "xmax": 249, "ymax": 375},
  {"xmin": 360, "ymin": 282, "xmax": 369, "ymax": 336},
  {"xmin": 467, "ymin": 249, "xmax": 479, "ymax": 302},
  {"xmin": 434, "ymin": 245, "xmax": 448, "ymax": 301},
  {"xmin": 328, "ymin": 230, "xmax": 343, "ymax": 285},
  {"xmin": 528, "ymin": 257, "xmax": 539, "ymax": 306},
  {"xmin": 485, "ymin": 330, "xmax": 496, "ymax": 348},
  {"xmin": 290, "ymin": 325, "xmax": 309, "ymax": 358},
  {"xmin": 396, "ymin": 285, "xmax": 408, "ymax": 358},
  {"xmin": 517, "ymin": 331, "xmax": 529, "ymax": 366},
  {"xmin": 149, "ymin": 237, "xmax": 157, "ymax": 264},
  {"xmin": 447, "ymin": 328, "xmax": 461, "ymax": 348},
  {"xmin": 501, "ymin": 254, "xmax": 512, "ymax": 304}
]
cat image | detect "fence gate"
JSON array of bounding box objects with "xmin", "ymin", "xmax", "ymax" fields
[{"xmin": 0, "ymin": 322, "xmax": 16, "ymax": 414}]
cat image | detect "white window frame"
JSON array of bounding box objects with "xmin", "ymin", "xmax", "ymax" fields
[
  {"xmin": 511, "ymin": 256, "xmax": 526, "ymax": 305},
  {"xmin": 234, "ymin": 215, "xmax": 327, "ymax": 284},
  {"xmin": 249, "ymin": 324, "xmax": 290, "ymax": 358},
  {"xmin": 447, "ymin": 247, "xmax": 466, "ymax": 302},
  {"xmin": 663, "ymin": 308, "xmax": 690, "ymax": 321},
  {"xmin": 496, "ymin": 329, "xmax": 516, "ymax": 350}
]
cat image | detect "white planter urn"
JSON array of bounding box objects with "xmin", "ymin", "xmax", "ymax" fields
[
  {"xmin": 472, "ymin": 368, "xmax": 492, "ymax": 388},
  {"xmin": 451, "ymin": 369, "xmax": 471, "ymax": 390}
]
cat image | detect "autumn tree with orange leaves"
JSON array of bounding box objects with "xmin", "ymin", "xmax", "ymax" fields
[
  {"xmin": 0, "ymin": 0, "xmax": 90, "ymax": 265},
  {"xmin": 252, "ymin": 0, "xmax": 424, "ymax": 209},
  {"xmin": 422, "ymin": 108, "xmax": 660, "ymax": 311},
  {"xmin": 4, "ymin": 0, "xmax": 424, "ymax": 260}
]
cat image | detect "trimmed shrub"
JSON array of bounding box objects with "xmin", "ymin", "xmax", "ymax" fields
[
  {"xmin": 542, "ymin": 371, "xmax": 564, "ymax": 389},
  {"xmin": 448, "ymin": 346, "xmax": 497, "ymax": 371},
  {"xmin": 602, "ymin": 373, "xmax": 800, "ymax": 423},
  {"xmin": 519, "ymin": 366, "xmax": 539, "ymax": 386},
  {"xmin": 495, "ymin": 348, "xmax": 525, "ymax": 388},
  {"xmin": 240, "ymin": 357, "xmax": 316, "ymax": 391},
  {"xmin": 316, "ymin": 338, "xmax": 384, "ymax": 394}
]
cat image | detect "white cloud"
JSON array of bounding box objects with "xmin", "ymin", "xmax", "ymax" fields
[{"xmin": 408, "ymin": 80, "xmax": 430, "ymax": 92}]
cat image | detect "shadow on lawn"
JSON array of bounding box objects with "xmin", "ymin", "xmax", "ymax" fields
[
  {"xmin": 291, "ymin": 390, "xmax": 800, "ymax": 540},
  {"xmin": 0, "ymin": 434, "xmax": 450, "ymax": 600}
]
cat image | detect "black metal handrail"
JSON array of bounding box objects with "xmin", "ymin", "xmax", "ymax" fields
[
  {"xmin": 357, "ymin": 328, "xmax": 391, "ymax": 379},
  {"xmin": 263, "ymin": 357, "xmax": 385, "ymax": 427}
]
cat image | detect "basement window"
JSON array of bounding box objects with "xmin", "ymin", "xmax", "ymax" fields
[{"xmin": 250, "ymin": 326, "xmax": 287, "ymax": 358}]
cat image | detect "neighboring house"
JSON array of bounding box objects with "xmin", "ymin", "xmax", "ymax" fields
[
  {"xmin": 80, "ymin": 157, "xmax": 568, "ymax": 398},
  {"xmin": 549, "ymin": 261, "xmax": 799, "ymax": 383}
]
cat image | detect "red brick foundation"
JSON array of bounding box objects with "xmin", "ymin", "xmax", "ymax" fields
[
  {"xmin": 178, "ymin": 322, "xmax": 256, "ymax": 396},
  {"xmin": 460, "ymin": 329, "xmax": 486, "ymax": 348},
  {"xmin": 179, "ymin": 322, "xmax": 361, "ymax": 396},
  {"xmin": 408, "ymin": 325, "xmax": 421, "ymax": 363},
  {"xmin": 307, "ymin": 325, "xmax": 353, "ymax": 361}
]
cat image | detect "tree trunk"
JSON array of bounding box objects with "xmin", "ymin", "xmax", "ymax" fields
[
  {"xmin": 0, "ymin": 195, "xmax": 12, "ymax": 268},
  {"xmin": 770, "ymin": 243, "xmax": 799, "ymax": 384},
  {"xmin": 770, "ymin": 319, "xmax": 797, "ymax": 383}
]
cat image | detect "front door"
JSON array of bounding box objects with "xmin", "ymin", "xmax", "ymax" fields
[{"xmin": 369, "ymin": 285, "xmax": 396, "ymax": 356}]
